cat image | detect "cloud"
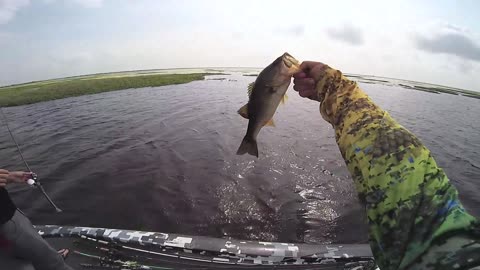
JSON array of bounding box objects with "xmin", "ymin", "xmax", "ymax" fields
[
  {"xmin": 0, "ymin": 31, "xmax": 12, "ymax": 44},
  {"xmin": 443, "ymin": 23, "xmax": 466, "ymax": 33},
  {"xmin": 457, "ymin": 60, "xmax": 474, "ymax": 73},
  {"xmin": 71, "ymin": 0, "xmax": 103, "ymax": 8},
  {"xmin": 326, "ymin": 24, "xmax": 364, "ymax": 46},
  {"xmin": 414, "ymin": 30, "xmax": 480, "ymax": 62},
  {"xmin": 45, "ymin": 0, "xmax": 103, "ymax": 8},
  {"xmin": 281, "ymin": 25, "xmax": 305, "ymax": 37},
  {"xmin": 0, "ymin": 0, "xmax": 29, "ymax": 24}
]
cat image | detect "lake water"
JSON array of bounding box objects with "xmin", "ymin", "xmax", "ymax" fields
[{"xmin": 1, "ymin": 71, "xmax": 479, "ymax": 244}]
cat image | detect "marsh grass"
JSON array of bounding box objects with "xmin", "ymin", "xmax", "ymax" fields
[{"xmin": 0, "ymin": 73, "xmax": 216, "ymax": 107}]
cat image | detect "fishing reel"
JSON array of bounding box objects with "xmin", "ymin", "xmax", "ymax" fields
[
  {"xmin": 26, "ymin": 172, "xmax": 63, "ymax": 213},
  {"xmin": 26, "ymin": 172, "xmax": 38, "ymax": 186}
]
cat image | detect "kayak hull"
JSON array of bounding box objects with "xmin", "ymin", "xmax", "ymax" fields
[{"xmin": 32, "ymin": 225, "xmax": 376, "ymax": 269}]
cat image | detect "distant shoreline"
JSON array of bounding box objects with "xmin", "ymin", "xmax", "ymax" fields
[
  {"xmin": 0, "ymin": 68, "xmax": 262, "ymax": 89},
  {"xmin": 0, "ymin": 72, "xmax": 224, "ymax": 107},
  {"xmin": 1, "ymin": 69, "xmax": 478, "ymax": 107},
  {"xmin": 346, "ymin": 74, "xmax": 480, "ymax": 98}
]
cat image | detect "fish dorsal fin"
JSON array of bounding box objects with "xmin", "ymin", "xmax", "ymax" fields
[
  {"xmin": 264, "ymin": 118, "xmax": 275, "ymax": 127},
  {"xmin": 247, "ymin": 82, "xmax": 255, "ymax": 97},
  {"xmin": 280, "ymin": 93, "xmax": 288, "ymax": 105},
  {"xmin": 237, "ymin": 104, "xmax": 249, "ymax": 119}
]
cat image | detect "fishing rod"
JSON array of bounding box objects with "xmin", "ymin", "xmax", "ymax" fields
[{"xmin": 0, "ymin": 108, "xmax": 62, "ymax": 213}]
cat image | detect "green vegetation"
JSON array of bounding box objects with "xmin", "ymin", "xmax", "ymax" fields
[
  {"xmin": 398, "ymin": 83, "xmax": 413, "ymax": 89},
  {"xmin": 2, "ymin": 69, "xmax": 478, "ymax": 107},
  {"xmin": 365, "ymin": 78, "xmax": 389, "ymax": 83},
  {"xmin": 358, "ymin": 80, "xmax": 375, "ymax": 84},
  {"xmin": 399, "ymin": 83, "xmax": 480, "ymax": 98},
  {"xmin": 0, "ymin": 73, "xmax": 216, "ymax": 107},
  {"xmin": 413, "ymin": 85, "xmax": 458, "ymax": 95},
  {"xmin": 398, "ymin": 84, "xmax": 477, "ymax": 96},
  {"xmin": 345, "ymin": 74, "xmax": 364, "ymax": 78},
  {"xmin": 349, "ymin": 74, "xmax": 480, "ymax": 99},
  {"xmin": 462, "ymin": 94, "xmax": 480, "ymax": 99},
  {"xmin": 206, "ymin": 78, "xmax": 227, "ymax": 81},
  {"xmin": 205, "ymin": 69, "xmax": 226, "ymax": 72},
  {"xmin": 352, "ymin": 77, "xmax": 389, "ymax": 84},
  {"xmin": 410, "ymin": 87, "xmax": 439, "ymax": 94}
]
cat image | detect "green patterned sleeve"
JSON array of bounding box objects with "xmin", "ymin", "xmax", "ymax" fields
[{"xmin": 314, "ymin": 66, "xmax": 480, "ymax": 269}]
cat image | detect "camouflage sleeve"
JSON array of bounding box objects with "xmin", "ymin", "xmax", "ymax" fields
[{"xmin": 314, "ymin": 66, "xmax": 480, "ymax": 269}]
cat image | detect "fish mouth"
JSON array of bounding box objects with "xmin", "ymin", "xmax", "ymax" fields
[{"xmin": 281, "ymin": 52, "xmax": 301, "ymax": 74}]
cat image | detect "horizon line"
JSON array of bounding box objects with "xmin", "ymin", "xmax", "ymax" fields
[{"xmin": 0, "ymin": 67, "xmax": 476, "ymax": 93}]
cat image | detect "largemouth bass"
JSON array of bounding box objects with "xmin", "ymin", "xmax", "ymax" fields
[{"xmin": 237, "ymin": 52, "xmax": 301, "ymax": 157}]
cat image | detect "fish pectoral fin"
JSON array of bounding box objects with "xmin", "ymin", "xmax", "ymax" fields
[
  {"xmin": 247, "ymin": 82, "xmax": 255, "ymax": 96},
  {"xmin": 237, "ymin": 104, "xmax": 249, "ymax": 119},
  {"xmin": 280, "ymin": 93, "xmax": 288, "ymax": 105},
  {"xmin": 264, "ymin": 118, "xmax": 275, "ymax": 127}
]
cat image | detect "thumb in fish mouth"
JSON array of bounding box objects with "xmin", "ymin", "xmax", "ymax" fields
[
  {"xmin": 289, "ymin": 64, "xmax": 302, "ymax": 75},
  {"xmin": 282, "ymin": 53, "xmax": 302, "ymax": 75}
]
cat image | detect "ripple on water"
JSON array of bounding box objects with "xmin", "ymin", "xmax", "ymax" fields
[{"xmin": 1, "ymin": 73, "xmax": 479, "ymax": 243}]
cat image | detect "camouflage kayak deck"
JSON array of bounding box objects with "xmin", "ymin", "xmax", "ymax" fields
[{"xmin": 29, "ymin": 225, "xmax": 377, "ymax": 269}]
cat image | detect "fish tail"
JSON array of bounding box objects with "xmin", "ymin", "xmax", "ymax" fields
[{"xmin": 236, "ymin": 136, "xmax": 258, "ymax": 157}]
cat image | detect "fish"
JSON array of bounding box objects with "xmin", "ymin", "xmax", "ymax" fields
[{"xmin": 236, "ymin": 52, "xmax": 301, "ymax": 157}]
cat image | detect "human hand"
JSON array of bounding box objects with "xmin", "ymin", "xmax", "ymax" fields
[
  {"xmin": 0, "ymin": 170, "xmax": 31, "ymax": 186},
  {"xmin": 293, "ymin": 61, "xmax": 327, "ymax": 101},
  {"xmin": 0, "ymin": 169, "xmax": 8, "ymax": 187},
  {"xmin": 8, "ymin": 171, "xmax": 31, "ymax": 183}
]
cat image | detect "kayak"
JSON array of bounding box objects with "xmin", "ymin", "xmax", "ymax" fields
[{"xmin": 29, "ymin": 225, "xmax": 377, "ymax": 269}]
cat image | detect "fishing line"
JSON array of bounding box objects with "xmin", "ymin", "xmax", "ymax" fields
[
  {"xmin": 0, "ymin": 108, "xmax": 32, "ymax": 172},
  {"xmin": 0, "ymin": 107, "xmax": 62, "ymax": 213}
]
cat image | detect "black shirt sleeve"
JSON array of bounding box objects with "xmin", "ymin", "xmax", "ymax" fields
[{"xmin": 0, "ymin": 188, "xmax": 16, "ymax": 224}]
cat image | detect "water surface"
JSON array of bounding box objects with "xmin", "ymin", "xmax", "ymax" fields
[{"xmin": 1, "ymin": 71, "xmax": 479, "ymax": 244}]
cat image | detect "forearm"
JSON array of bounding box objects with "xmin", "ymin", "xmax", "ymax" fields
[{"xmin": 315, "ymin": 66, "xmax": 480, "ymax": 269}]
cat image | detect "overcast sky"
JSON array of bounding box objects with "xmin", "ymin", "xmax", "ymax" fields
[{"xmin": 1, "ymin": 0, "xmax": 479, "ymax": 91}]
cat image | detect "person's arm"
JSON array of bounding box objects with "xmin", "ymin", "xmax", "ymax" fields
[
  {"xmin": 0, "ymin": 169, "xmax": 30, "ymax": 187},
  {"xmin": 293, "ymin": 62, "xmax": 480, "ymax": 269},
  {"xmin": 0, "ymin": 169, "xmax": 9, "ymax": 187}
]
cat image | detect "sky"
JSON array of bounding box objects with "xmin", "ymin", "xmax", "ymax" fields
[{"xmin": 0, "ymin": 0, "xmax": 479, "ymax": 91}]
